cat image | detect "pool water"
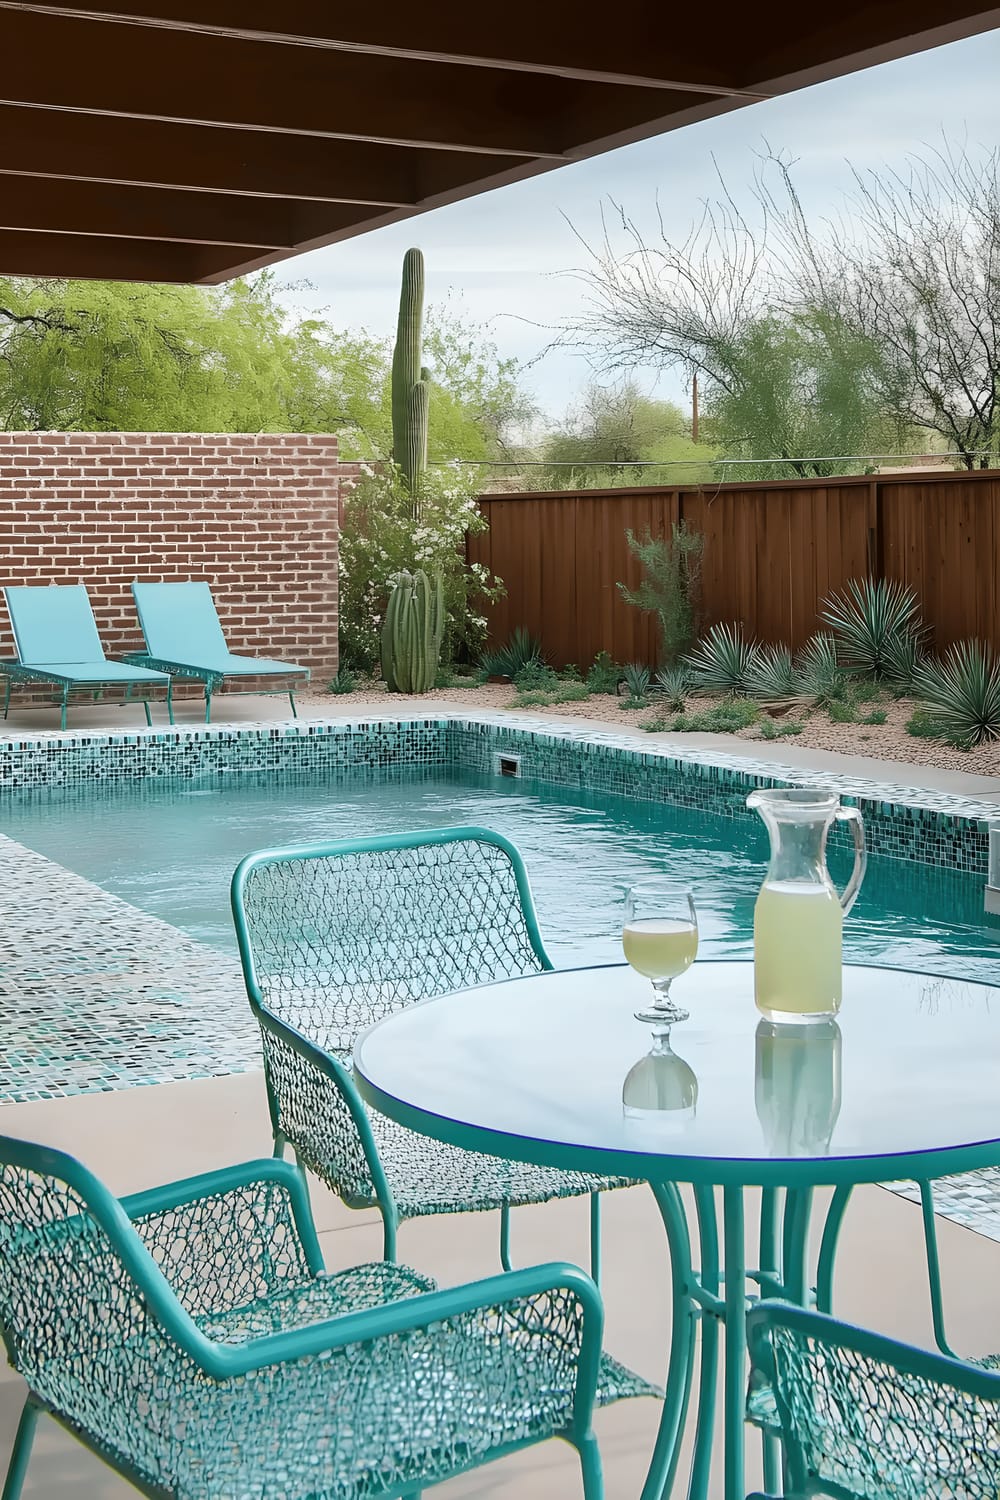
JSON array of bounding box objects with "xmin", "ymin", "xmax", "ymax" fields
[{"xmin": 7, "ymin": 764, "xmax": 1000, "ymax": 980}]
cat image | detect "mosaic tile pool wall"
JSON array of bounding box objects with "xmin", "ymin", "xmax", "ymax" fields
[{"xmin": 1, "ymin": 712, "xmax": 994, "ymax": 876}]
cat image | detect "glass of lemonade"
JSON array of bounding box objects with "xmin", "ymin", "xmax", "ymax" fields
[{"xmin": 623, "ymin": 881, "xmax": 698, "ymax": 1028}]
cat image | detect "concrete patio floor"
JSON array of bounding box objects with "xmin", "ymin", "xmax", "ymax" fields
[{"xmin": 3, "ymin": 1070, "xmax": 1000, "ymax": 1498}]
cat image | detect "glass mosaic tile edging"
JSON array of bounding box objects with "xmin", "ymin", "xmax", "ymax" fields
[
  {"xmin": 0, "ymin": 833, "xmax": 259, "ymax": 1103},
  {"xmin": 1, "ymin": 710, "xmax": 996, "ymax": 875}
]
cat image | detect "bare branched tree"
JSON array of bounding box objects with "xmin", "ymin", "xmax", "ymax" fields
[{"xmin": 558, "ymin": 141, "xmax": 1000, "ymax": 473}]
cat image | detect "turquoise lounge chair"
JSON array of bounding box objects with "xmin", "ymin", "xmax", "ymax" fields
[
  {"xmin": 1, "ymin": 584, "xmax": 173, "ymax": 731},
  {"xmin": 0, "ymin": 1134, "xmax": 607, "ymax": 1499},
  {"xmin": 129, "ymin": 581, "xmax": 309, "ymax": 722}
]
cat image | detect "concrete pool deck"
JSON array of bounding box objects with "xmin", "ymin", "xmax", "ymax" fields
[
  {"xmin": 2, "ymin": 1071, "xmax": 1000, "ymax": 1499},
  {"xmin": 1, "ymin": 698, "xmax": 1000, "ymax": 1490},
  {"xmin": 4, "ymin": 691, "xmax": 1000, "ymax": 803}
]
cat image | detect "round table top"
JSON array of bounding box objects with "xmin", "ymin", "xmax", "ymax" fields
[{"xmin": 354, "ymin": 961, "xmax": 1000, "ymax": 1188}]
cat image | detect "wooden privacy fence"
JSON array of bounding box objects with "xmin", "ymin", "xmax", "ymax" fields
[{"xmin": 467, "ymin": 469, "xmax": 1000, "ymax": 666}]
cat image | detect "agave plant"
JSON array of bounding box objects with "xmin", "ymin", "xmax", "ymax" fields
[
  {"xmin": 744, "ymin": 645, "xmax": 800, "ymax": 706},
  {"xmin": 794, "ymin": 632, "xmax": 848, "ymax": 708},
  {"xmin": 479, "ymin": 626, "xmax": 543, "ymax": 680},
  {"xmin": 652, "ymin": 664, "xmax": 691, "ymax": 711},
  {"xmin": 911, "ymin": 640, "xmax": 1000, "ymax": 748},
  {"xmin": 622, "ymin": 661, "xmax": 652, "ymax": 700},
  {"xmin": 820, "ymin": 578, "xmax": 927, "ymax": 679},
  {"xmin": 684, "ymin": 622, "xmax": 761, "ymax": 693}
]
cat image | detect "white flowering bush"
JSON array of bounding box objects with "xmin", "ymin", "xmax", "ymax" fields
[{"xmin": 338, "ymin": 461, "xmax": 504, "ymax": 673}]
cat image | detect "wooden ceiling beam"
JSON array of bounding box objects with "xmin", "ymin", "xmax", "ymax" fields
[
  {"xmin": 0, "ymin": 1, "xmax": 760, "ymax": 95},
  {"xmin": 0, "ymin": 175, "xmax": 398, "ymax": 247},
  {"xmin": 0, "ymin": 229, "xmax": 247, "ymax": 280},
  {"xmin": 0, "ymin": 107, "xmax": 435, "ymax": 204},
  {"xmin": 0, "ymin": 9, "xmax": 701, "ymax": 159}
]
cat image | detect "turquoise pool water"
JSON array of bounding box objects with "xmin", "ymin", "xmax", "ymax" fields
[{"xmin": 6, "ymin": 765, "xmax": 1000, "ymax": 980}]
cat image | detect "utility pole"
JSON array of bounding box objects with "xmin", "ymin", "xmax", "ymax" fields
[{"xmin": 692, "ymin": 371, "xmax": 699, "ymax": 444}]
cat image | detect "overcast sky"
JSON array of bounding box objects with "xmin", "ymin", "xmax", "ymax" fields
[{"xmin": 283, "ymin": 28, "xmax": 1000, "ymax": 421}]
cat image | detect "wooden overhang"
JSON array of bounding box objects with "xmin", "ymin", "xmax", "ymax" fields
[{"xmin": 0, "ymin": 0, "xmax": 998, "ymax": 284}]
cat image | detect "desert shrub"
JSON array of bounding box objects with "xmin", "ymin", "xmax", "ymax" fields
[
  {"xmin": 618, "ymin": 521, "xmax": 704, "ymax": 664},
  {"xmin": 327, "ymin": 666, "xmax": 357, "ymax": 695},
  {"xmin": 339, "ymin": 461, "xmax": 503, "ymax": 672},
  {"xmin": 586, "ymin": 651, "xmax": 621, "ymax": 694},
  {"xmin": 622, "ymin": 662, "xmax": 652, "ymax": 699}
]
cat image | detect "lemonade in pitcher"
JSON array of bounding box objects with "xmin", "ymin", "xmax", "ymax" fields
[{"xmin": 747, "ymin": 789, "xmax": 866, "ymax": 1024}]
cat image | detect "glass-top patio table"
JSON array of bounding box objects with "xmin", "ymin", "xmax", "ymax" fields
[{"xmin": 354, "ymin": 960, "xmax": 1000, "ymax": 1500}]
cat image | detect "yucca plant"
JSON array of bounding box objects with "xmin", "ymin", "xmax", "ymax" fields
[
  {"xmin": 911, "ymin": 640, "xmax": 1000, "ymax": 748},
  {"xmin": 652, "ymin": 664, "xmax": 691, "ymax": 711},
  {"xmin": 820, "ymin": 578, "xmax": 927, "ymax": 679},
  {"xmin": 744, "ymin": 645, "xmax": 800, "ymax": 706},
  {"xmin": 881, "ymin": 629, "xmax": 928, "ymax": 694},
  {"xmin": 684, "ymin": 622, "xmax": 761, "ymax": 693},
  {"xmin": 794, "ymin": 632, "xmax": 848, "ymax": 708}
]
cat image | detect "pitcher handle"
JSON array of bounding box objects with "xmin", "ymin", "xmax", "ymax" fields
[{"xmin": 835, "ymin": 805, "xmax": 867, "ymax": 915}]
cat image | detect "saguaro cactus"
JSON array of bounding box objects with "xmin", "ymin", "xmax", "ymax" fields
[
  {"xmin": 391, "ymin": 248, "xmax": 429, "ymax": 495},
  {"xmin": 381, "ymin": 568, "xmax": 444, "ymax": 693}
]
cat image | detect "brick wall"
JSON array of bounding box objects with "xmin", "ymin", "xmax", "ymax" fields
[{"xmin": 0, "ymin": 432, "xmax": 342, "ymax": 690}]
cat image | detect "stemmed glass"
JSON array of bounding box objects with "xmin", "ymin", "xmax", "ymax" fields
[{"xmin": 623, "ymin": 881, "xmax": 699, "ymax": 1028}]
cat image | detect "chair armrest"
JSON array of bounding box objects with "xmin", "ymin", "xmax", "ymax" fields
[
  {"xmin": 123, "ymin": 1158, "xmax": 325, "ymax": 1315},
  {"xmin": 212, "ymin": 1260, "xmax": 604, "ymax": 1436}
]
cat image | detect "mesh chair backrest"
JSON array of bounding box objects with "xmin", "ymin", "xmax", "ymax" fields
[
  {"xmin": 758, "ymin": 1307, "xmax": 1000, "ymax": 1498},
  {"xmin": 132, "ymin": 581, "xmax": 229, "ymax": 660},
  {"xmin": 237, "ymin": 833, "xmax": 549, "ymax": 1052},
  {"xmin": 0, "ymin": 1154, "xmax": 190, "ymax": 1482},
  {"xmin": 4, "ymin": 584, "xmax": 105, "ymax": 665}
]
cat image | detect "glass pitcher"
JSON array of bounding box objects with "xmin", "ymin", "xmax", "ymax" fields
[{"xmin": 746, "ymin": 788, "xmax": 866, "ymax": 1023}]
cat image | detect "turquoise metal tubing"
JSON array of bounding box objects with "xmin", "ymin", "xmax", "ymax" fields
[
  {"xmin": 249, "ymin": 1000, "xmax": 402, "ymax": 1260},
  {"xmin": 816, "ymin": 1180, "xmax": 957, "ymax": 1358},
  {"xmin": 918, "ymin": 1179, "xmax": 957, "ymax": 1357},
  {"xmin": 687, "ymin": 1183, "xmax": 720, "ymax": 1500},
  {"xmin": 1, "ymin": 1401, "xmax": 38, "ymax": 1500},
  {"xmin": 640, "ymin": 1182, "xmax": 695, "ymax": 1500},
  {"xmin": 723, "ymin": 1187, "xmax": 747, "ymax": 1500},
  {"xmin": 815, "ymin": 1185, "xmax": 852, "ymax": 1314}
]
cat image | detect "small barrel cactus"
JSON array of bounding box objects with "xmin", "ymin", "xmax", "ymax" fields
[{"xmin": 380, "ymin": 568, "xmax": 444, "ymax": 693}]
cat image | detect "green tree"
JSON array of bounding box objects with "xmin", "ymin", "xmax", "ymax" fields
[
  {"xmin": 0, "ymin": 276, "xmax": 535, "ymax": 468},
  {"xmin": 540, "ymin": 379, "xmax": 714, "ymax": 486}
]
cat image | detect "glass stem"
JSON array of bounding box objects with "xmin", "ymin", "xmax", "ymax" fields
[{"xmin": 652, "ymin": 978, "xmax": 675, "ymax": 1010}]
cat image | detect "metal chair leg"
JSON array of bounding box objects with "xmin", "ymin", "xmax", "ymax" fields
[
  {"xmin": 289, "ymin": 689, "xmax": 298, "ymax": 718},
  {"xmin": 589, "ymin": 1192, "xmax": 602, "ymax": 1285},
  {"xmin": 579, "ymin": 1432, "xmax": 604, "ymax": 1500},
  {"xmin": 2, "ymin": 1399, "xmax": 38, "ymax": 1500},
  {"xmin": 499, "ymin": 1202, "xmax": 513, "ymax": 1271}
]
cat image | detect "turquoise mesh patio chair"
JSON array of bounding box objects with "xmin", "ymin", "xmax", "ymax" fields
[
  {"xmin": 746, "ymin": 1299, "xmax": 1000, "ymax": 1499},
  {"xmin": 231, "ymin": 827, "xmax": 651, "ymax": 1413},
  {"xmin": 1, "ymin": 584, "xmax": 172, "ymax": 730},
  {"xmin": 231, "ymin": 827, "xmax": 635, "ymax": 1272},
  {"xmin": 129, "ymin": 580, "xmax": 309, "ymax": 721},
  {"xmin": 0, "ymin": 1133, "xmax": 609, "ymax": 1500}
]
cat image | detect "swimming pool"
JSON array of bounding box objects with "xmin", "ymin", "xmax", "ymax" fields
[{"xmin": 7, "ymin": 763, "xmax": 1000, "ymax": 981}]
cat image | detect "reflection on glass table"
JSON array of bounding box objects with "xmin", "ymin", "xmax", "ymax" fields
[{"xmin": 355, "ymin": 960, "xmax": 1000, "ymax": 1500}]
